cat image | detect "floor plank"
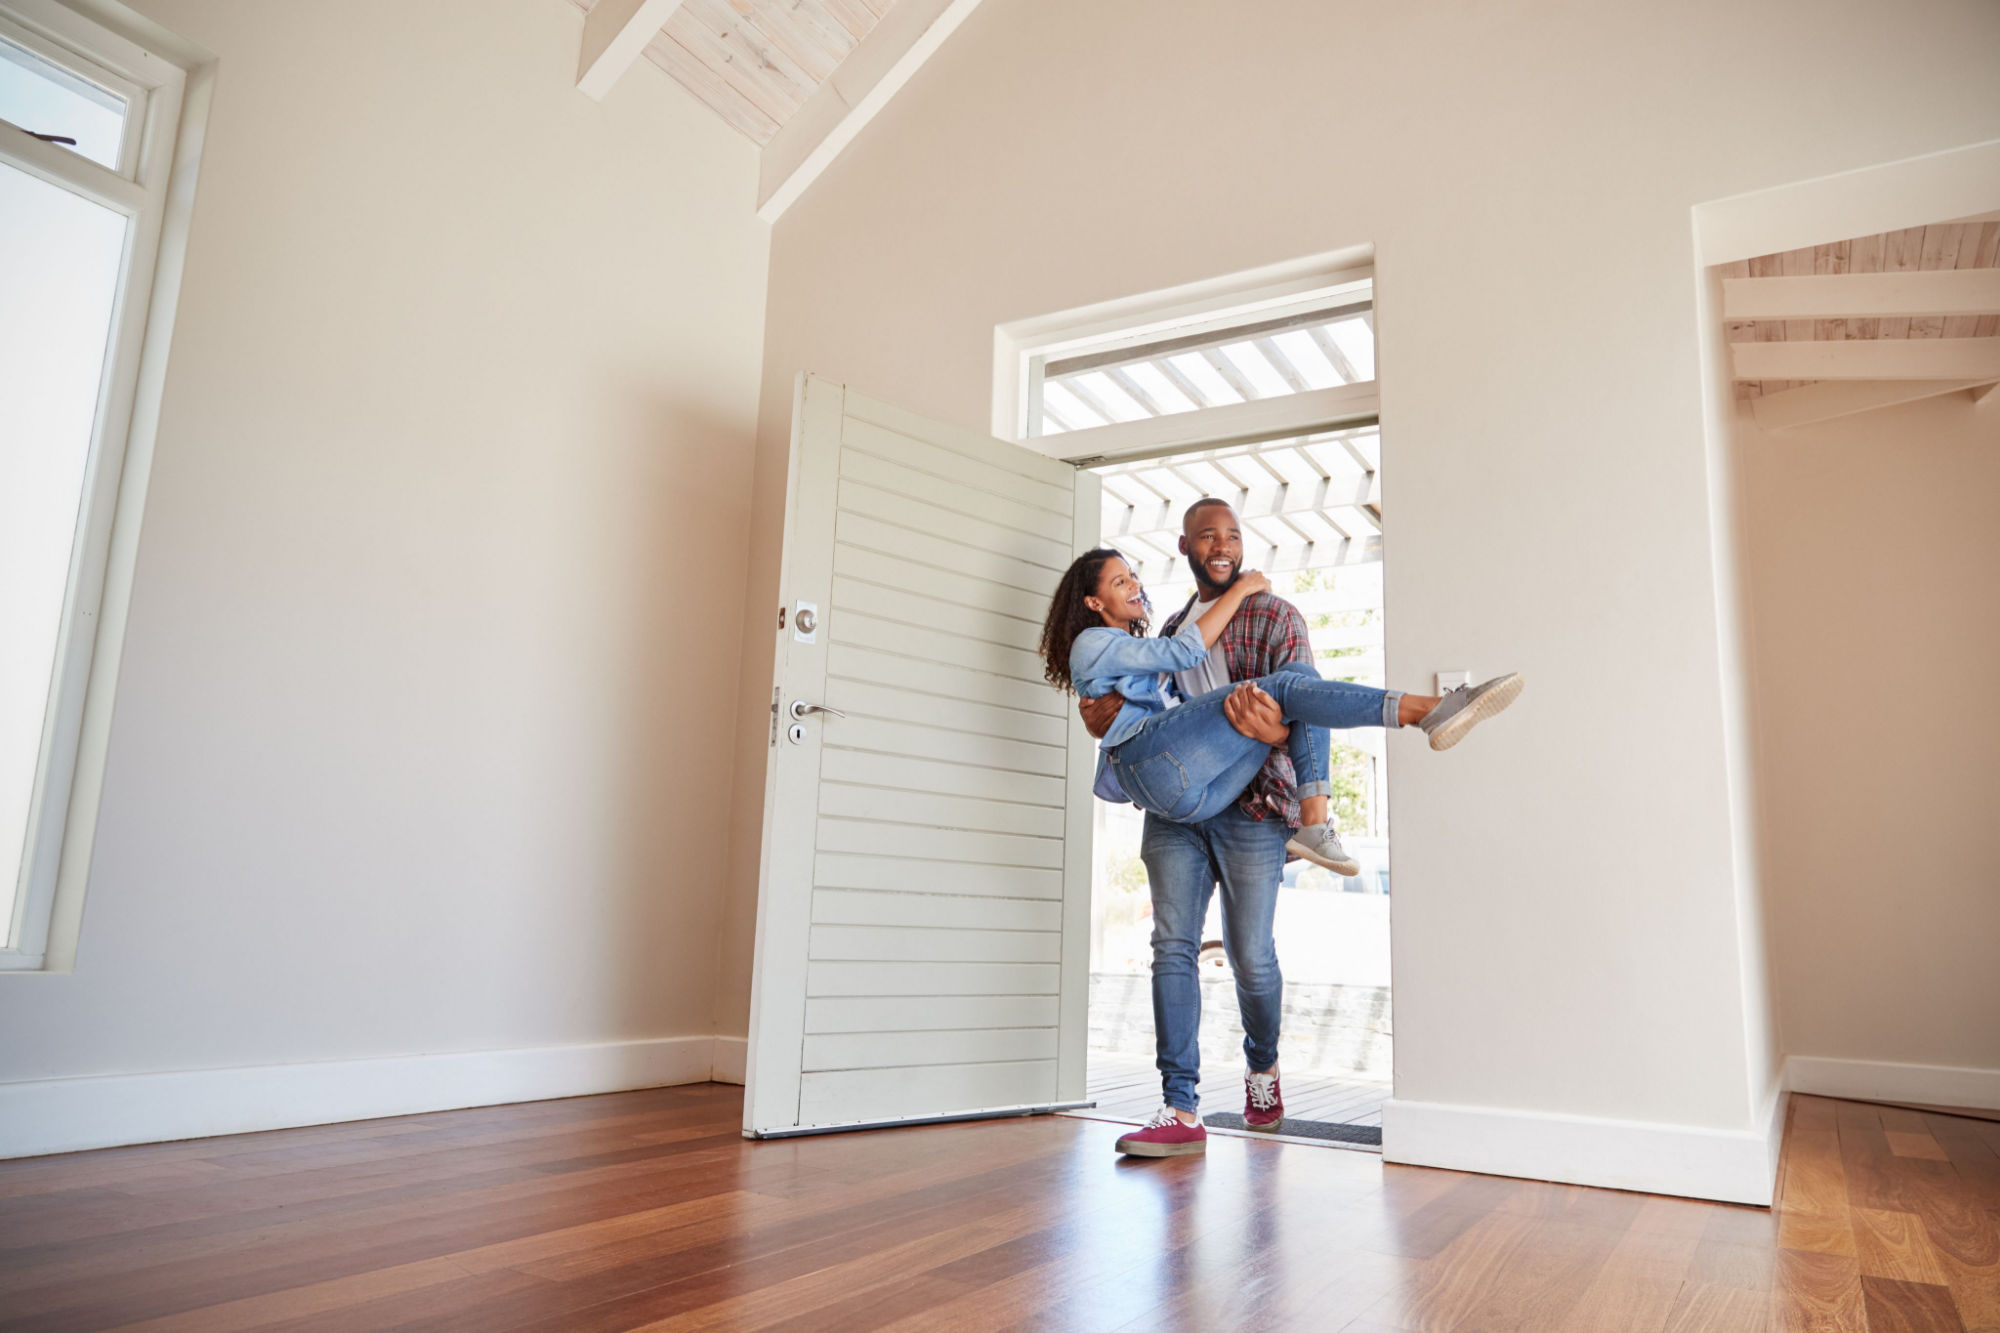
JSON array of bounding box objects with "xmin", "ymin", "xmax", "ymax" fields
[
  {"xmin": 1860, "ymin": 1274, "xmax": 1968, "ymax": 1333},
  {"xmin": 7, "ymin": 1087, "xmax": 2000, "ymax": 1331}
]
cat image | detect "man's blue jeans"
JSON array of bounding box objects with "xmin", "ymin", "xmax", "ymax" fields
[{"xmin": 1140, "ymin": 804, "xmax": 1291, "ymax": 1112}]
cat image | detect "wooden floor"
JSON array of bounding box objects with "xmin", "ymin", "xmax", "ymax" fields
[
  {"xmin": 2, "ymin": 1086, "xmax": 1997, "ymax": 1331},
  {"xmin": 1079, "ymin": 1050, "xmax": 1389, "ymax": 1137}
]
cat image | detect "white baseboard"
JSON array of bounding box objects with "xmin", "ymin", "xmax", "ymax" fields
[
  {"xmin": 0, "ymin": 1034, "xmax": 719, "ymax": 1161},
  {"xmin": 1382, "ymin": 1091, "xmax": 1784, "ymax": 1206},
  {"xmin": 1785, "ymin": 1055, "xmax": 2000, "ymax": 1112},
  {"xmin": 711, "ymin": 1035, "xmax": 748, "ymax": 1085}
]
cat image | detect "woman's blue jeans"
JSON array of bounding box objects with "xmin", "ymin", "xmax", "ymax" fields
[{"xmin": 1108, "ymin": 663, "xmax": 1402, "ymax": 826}]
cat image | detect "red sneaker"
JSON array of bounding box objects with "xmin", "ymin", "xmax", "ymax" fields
[
  {"xmin": 1244, "ymin": 1068, "xmax": 1283, "ymax": 1132},
  {"xmin": 1115, "ymin": 1106, "xmax": 1208, "ymax": 1157}
]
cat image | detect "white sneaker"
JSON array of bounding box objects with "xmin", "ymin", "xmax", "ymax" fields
[
  {"xmin": 1419, "ymin": 673, "xmax": 1524, "ymax": 751},
  {"xmin": 1287, "ymin": 822, "xmax": 1361, "ymax": 876}
]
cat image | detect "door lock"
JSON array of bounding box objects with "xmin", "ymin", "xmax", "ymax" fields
[{"xmin": 786, "ymin": 722, "xmax": 808, "ymax": 745}]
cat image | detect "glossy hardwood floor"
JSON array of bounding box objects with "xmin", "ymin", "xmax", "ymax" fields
[{"xmin": 1, "ymin": 1085, "xmax": 1996, "ymax": 1331}]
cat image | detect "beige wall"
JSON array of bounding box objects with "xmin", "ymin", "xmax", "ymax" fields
[
  {"xmin": 1738, "ymin": 393, "xmax": 2000, "ymax": 1074},
  {"xmin": 720, "ymin": 0, "xmax": 2000, "ymax": 1136},
  {"xmin": 1, "ymin": 0, "xmax": 768, "ymax": 1082}
]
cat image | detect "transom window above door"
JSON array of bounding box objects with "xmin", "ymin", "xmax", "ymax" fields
[{"xmin": 1037, "ymin": 302, "xmax": 1376, "ymax": 436}]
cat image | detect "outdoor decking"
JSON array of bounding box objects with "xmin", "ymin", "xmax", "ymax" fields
[{"xmin": 1071, "ymin": 1050, "xmax": 1390, "ymax": 1149}]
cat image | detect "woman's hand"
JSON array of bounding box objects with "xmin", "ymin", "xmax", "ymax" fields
[{"xmin": 1233, "ymin": 570, "xmax": 1271, "ymax": 599}]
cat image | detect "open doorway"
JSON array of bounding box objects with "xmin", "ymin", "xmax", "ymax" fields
[
  {"xmin": 1075, "ymin": 430, "xmax": 1393, "ymax": 1148},
  {"xmin": 994, "ymin": 253, "xmax": 1392, "ymax": 1146}
]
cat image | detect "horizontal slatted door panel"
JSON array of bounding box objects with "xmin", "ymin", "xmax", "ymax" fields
[
  {"xmin": 835, "ymin": 512, "xmax": 1058, "ymax": 597},
  {"xmin": 828, "ymin": 575, "xmax": 1041, "ymax": 654},
  {"xmin": 837, "ymin": 449, "xmax": 1073, "ymax": 545},
  {"xmin": 823, "ymin": 678, "xmax": 1064, "ymax": 747},
  {"xmin": 802, "ymin": 1026, "xmax": 1058, "ymax": 1072},
  {"xmin": 832, "ymin": 546, "xmax": 1051, "ymax": 623},
  {"xmin": 797, "ymin": 1061, "xmax": 1059, "ymax": 1127},
  {"xmin": 806, "ymin": 961, "xmax": 1059, "ymax": 996},
  {"xmin": 840, "ymin": 416, "xmax": 1074, "ymax": 517},
  {"xmin": 815, "ymin": 819, "xmax": 1064, "ymax": 869},
  {"xmin": 817, "ymin": 782, "xmax": 1063, "ymax": 839},
  {"xmin": 804, "ymin": 994, "xmax": 1060, "ymax": 1034},
  {"xmin": 831, "ymin": 610, "xmax": 1046, "ymax": 683},
  {"xmin": 811, "ymin": 889, "xmax": 1062, "ymax": 931},
  {"xmin": 825, "ymin": 643, "xmax": 1060, "ymax": 717},
  {"xmin": 839, "ymin": 483, "xmax": 1071, "ymax": 575},
  {"xmin": 809, "ymin": 924, "xmax": 1060, "ymax": 964},
  {"xmin": 817, "ymin": 748, "xmax": 1063, "ymax": 807},
  {"xmin": 792, "ymin": 386, "xmax": 1081, "ymax": 1130},
  {"xmin": 813, "ymin": 852, "xmax": 1062, "ymax": 900},
  {"xmin": 822, "ymin": 719, "xmax": 1064, "ymax": 779}
]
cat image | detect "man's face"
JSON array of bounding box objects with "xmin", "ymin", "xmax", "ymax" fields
[{"xmin": 1180, "ymin": 503, "xmax": 1244, "ymax": 596}]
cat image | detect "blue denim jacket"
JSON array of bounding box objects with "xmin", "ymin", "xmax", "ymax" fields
[{"xmin": 1070, "ymin": 619, "xmax": 1211, "ymax": 800}]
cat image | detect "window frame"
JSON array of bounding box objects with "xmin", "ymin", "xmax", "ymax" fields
[
  {"xmin": 0, "ymin": 7, "xmax": 147, "ymax": 174},
  {"xmin": 1, "ymin": 0, "xmax": 209, "ymax": 972},
  {"xmin": 992, "ymin": 247, "xmax": 1381, "ymax": 466}
]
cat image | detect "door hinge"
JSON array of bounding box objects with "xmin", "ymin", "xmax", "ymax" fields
[{"xmin": 768, "ymin": 686, "xmax": 781, "ymax": 747}]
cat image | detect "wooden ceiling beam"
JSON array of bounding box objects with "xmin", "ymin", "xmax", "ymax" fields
[
  {"xmin": 1723, "ymin": 269, "xmax": 2000, "ymax": 321},
  {"xmin": 758, "ymin": 0, "xmax": 987, "ymax": 221},
  {"xmin": 578, "ymin": 0, "xmax": 687, "ymax": 101},
  {"xmin": 1748, "ymin": 377, "xmax": 2000, "ymax": 431},
  {"xmin": 1730, "ymin": 337, "xmax": 2000, "ymax": 382}
]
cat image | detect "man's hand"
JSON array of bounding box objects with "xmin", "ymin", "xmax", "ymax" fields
[
  {"xmin": 1224, "ymin": 682, "xmax": 1290, "ymax": 745},
  {"xmin": 1078, "ymin": 692, "xmax": 1124, "ymax": 740}
]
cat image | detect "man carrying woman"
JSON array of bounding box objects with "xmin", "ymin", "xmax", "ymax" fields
[{"xmin": 1044, "ymin": 499, "xmax": 1520, "ymax": 1156}]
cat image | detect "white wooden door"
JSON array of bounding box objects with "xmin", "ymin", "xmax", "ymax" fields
[{"xmin": 743, "ymin": 374, "xmax": 1100, "ymax": 1136}]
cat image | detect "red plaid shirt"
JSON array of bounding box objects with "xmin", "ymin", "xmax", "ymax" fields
[{"xmin": 1158, "ymin": 590, "xmax": 1314, "ymax": 825}]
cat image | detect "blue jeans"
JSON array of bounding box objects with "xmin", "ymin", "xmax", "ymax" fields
[
  {"xmin": 1142, "ymin": 805, "xmax": 1291, "ymax": 1112},
  {"xmin": 1109, "ymin": 665, "xmax": 1403, "ymax": 826}
]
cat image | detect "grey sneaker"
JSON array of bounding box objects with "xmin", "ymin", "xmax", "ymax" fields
[
  {"xmin": 1287, "ymin": 823, "xmax": 1361, "ymax": 876},
  {"xmin": 1419, "ymin": 672, "xmax": 1524, "ymax": 751}
]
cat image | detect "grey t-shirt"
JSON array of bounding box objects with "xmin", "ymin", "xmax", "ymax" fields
[{"xmin": 1172, "ymin": 596, "xmax": 1231, "ymax": 701}]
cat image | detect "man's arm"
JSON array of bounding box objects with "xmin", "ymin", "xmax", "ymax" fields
[{"xmin": 1078, "ymin": 692, "xmax": 1123, "ymax": 739}]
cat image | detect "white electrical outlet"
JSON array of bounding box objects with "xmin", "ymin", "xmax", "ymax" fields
[{"xmin": 1436, "ymin": 670, "xmax": 1472, "ymax": 694}]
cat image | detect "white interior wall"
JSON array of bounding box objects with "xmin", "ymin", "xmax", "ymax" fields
[
  {"xmin": 0, "ymin": 0, "xmax": 769, "ymax": 1155},
  {"xmin": 1737, "ymin": 393, "xmax": 2000, "ymax": 1104},
  {"xmin": 717, "ymin": 0, "xmax": 2000, "ymax": 1200}
]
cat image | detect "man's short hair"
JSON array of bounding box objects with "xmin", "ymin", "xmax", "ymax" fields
[{"xmin": 1182, "ymin": 496, "xmax": 1235, "ymax": 532}]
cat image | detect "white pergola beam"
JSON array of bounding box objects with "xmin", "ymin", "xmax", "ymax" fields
[
  {"xmin": 1723, "ymin": 270, "xmax": 2000, "ymax": 321},
  {"xmin": 757, "ymin": 0, "xmax": 986, "ymax": 222},
  {"xmin": 1044, "ymin": 382, "xmax": 1380, "ymax": 465},
  {"xmin": 1749, "ymin": 378, "xmax": 2000, "ymax": 431},
  {"xmin": 1731, "ymin": 337, "xmax": 2000, "ymax": 383},
  {"xmin": 578, "ymin": 0, "xmax": 686, "ymax": 101}
]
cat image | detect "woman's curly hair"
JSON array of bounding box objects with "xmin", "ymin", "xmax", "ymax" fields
[{"xmin": 1039, "ymin": 547, "xmax": 1147, "ymax": 694}]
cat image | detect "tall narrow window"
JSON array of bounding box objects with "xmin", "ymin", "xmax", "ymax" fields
[
  {"xmin": 0, "ymin": 158, "xmax": 126, "ymax": 936},
  {"xmin": 0, "ymin": 4, "xmax": 198, "ymax": 969}
]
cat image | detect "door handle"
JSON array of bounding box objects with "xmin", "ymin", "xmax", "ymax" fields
[{"xmin": 789, "ymin": 700, "xmax": 846, "ymax": 721}]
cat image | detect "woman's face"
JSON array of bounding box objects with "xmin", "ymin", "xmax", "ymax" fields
[{"xmin": 1090, "ymin": 557, "xmax": 1147, "ymax": 627}]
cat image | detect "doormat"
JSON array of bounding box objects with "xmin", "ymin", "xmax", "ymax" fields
[{"xmin": 1204, "ymin": 1114, "xmax": 1382, "ymax": 1145}]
